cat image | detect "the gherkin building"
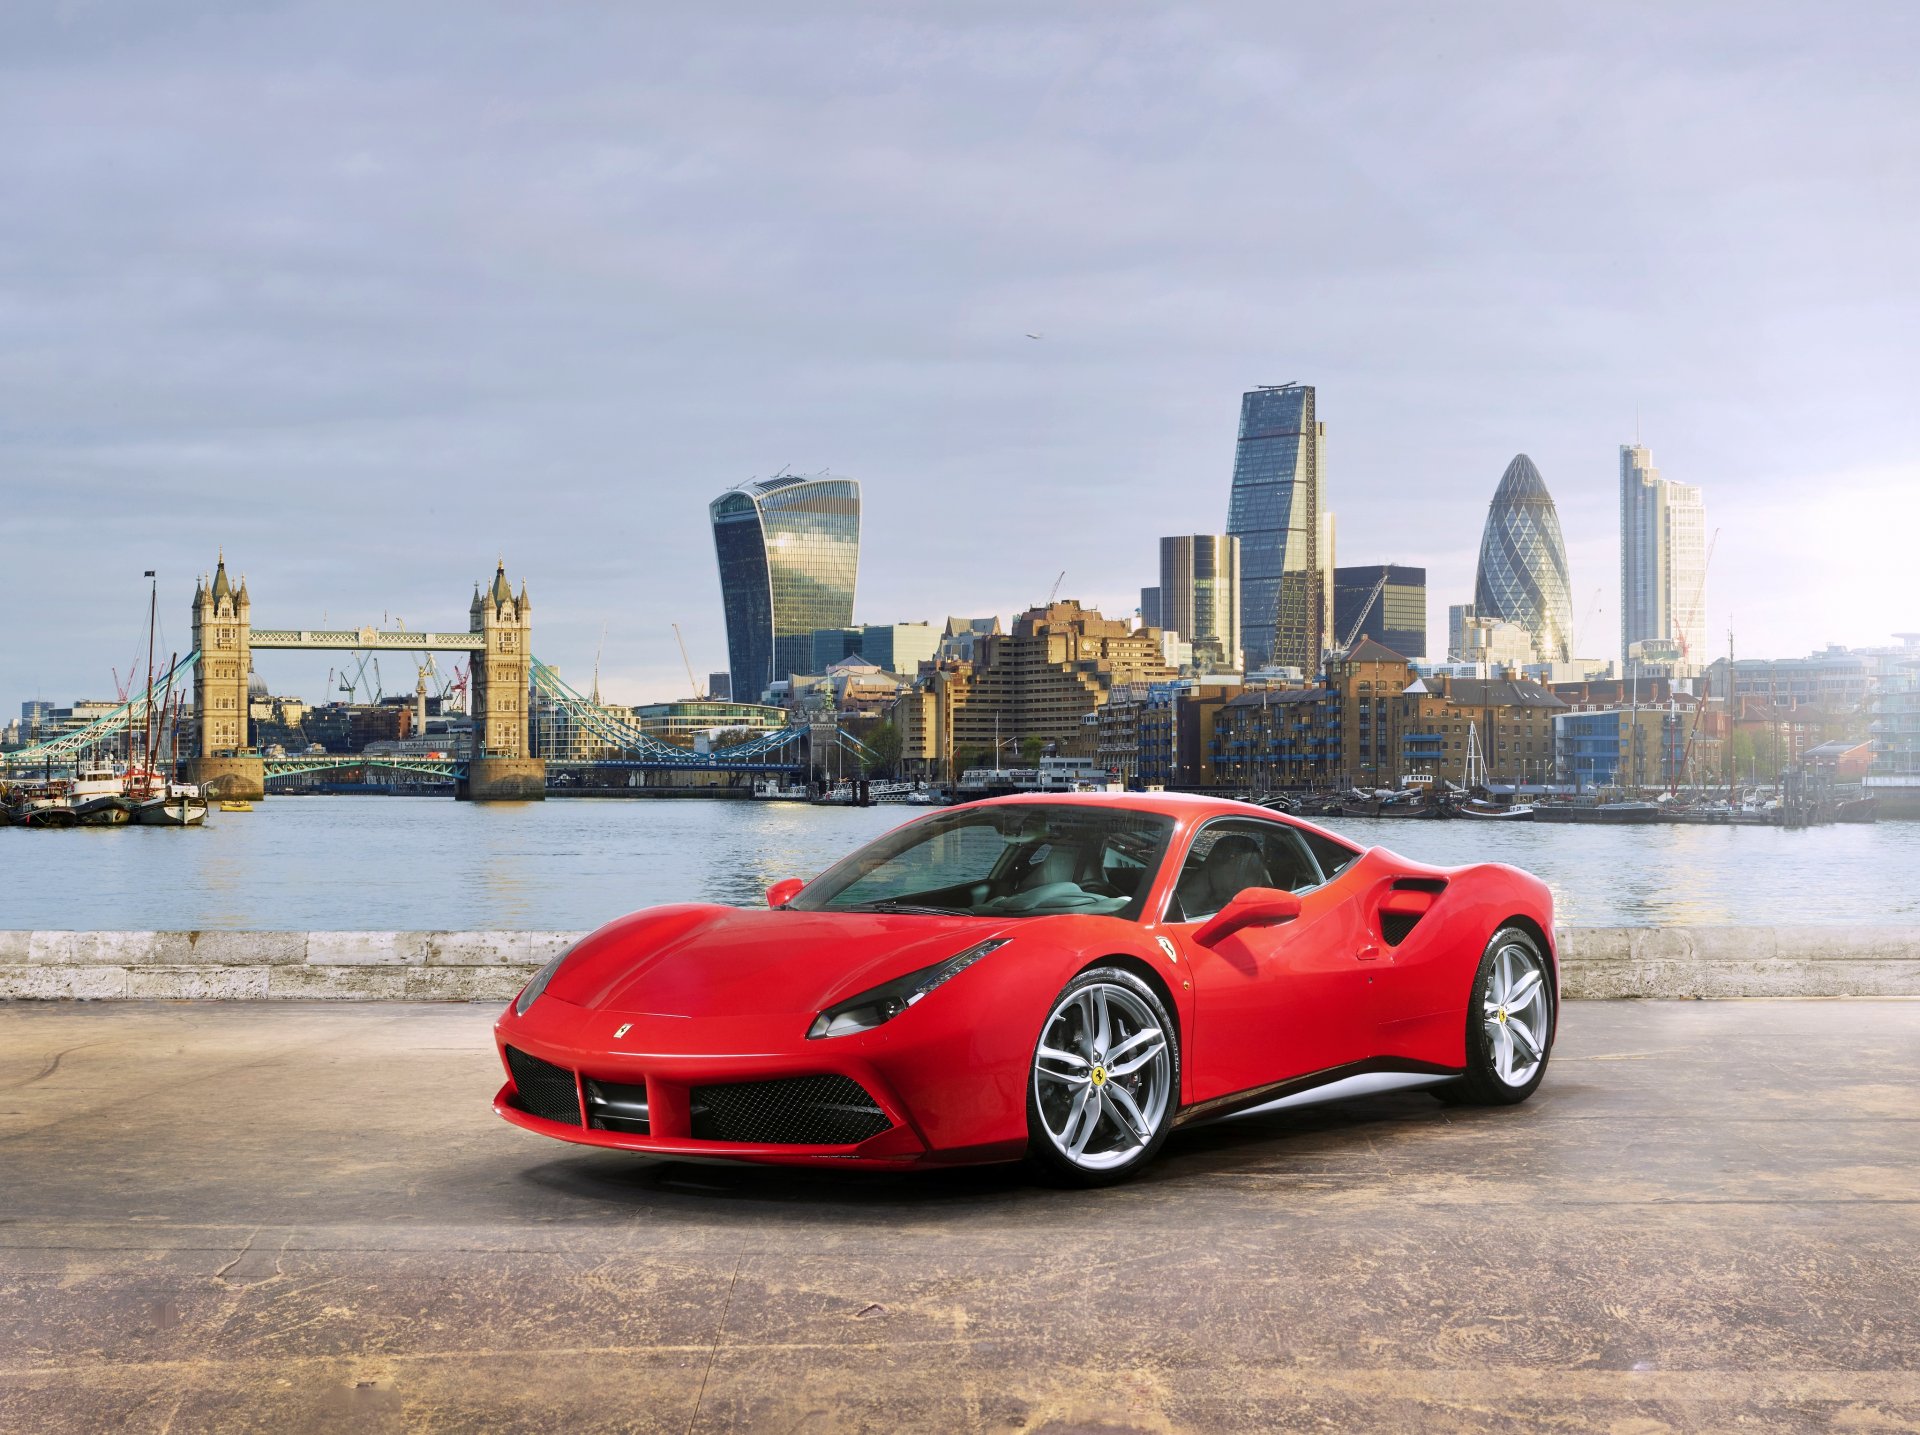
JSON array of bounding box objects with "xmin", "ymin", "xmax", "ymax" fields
[{"xmin": 1473, "ymin": 454, "xmax": 1572, "ymax": 663}]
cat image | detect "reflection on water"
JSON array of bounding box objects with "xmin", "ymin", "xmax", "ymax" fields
[{"xmin": 2, "ymin": 796, "xmax": 1916, "ymax": 930}]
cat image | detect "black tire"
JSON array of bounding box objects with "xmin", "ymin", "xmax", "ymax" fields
[
  {"xmin": 1435, "ymin": 925, "xmax": 1554, "ymax": 1106},
  {"xmin": 1026, "ymin": 966, "xmax": 1180, "ymax": 1187}
]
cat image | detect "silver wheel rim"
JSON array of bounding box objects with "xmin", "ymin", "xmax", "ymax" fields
[
  {"xmin": 1484, "ymin": 941, "xmax": 1550, "ymax": 1086},
  {"xmin": 1033, "ymin": 982, "xmax": 1172, "ymax": 1171}
]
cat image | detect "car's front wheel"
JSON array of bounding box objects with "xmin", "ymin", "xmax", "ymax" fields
[
  {"xmin": 1026, "ymin": 967, "xmax": 1178, "ymax": 1186},
  {"xmin": 1437, "ymin": 925, "xmax": 1555, "ymax": 1106}
]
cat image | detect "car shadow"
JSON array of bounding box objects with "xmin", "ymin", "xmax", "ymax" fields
[{"xmin": 507, "ymin": 1086, "xmax": 1497, "ymax": 1215}]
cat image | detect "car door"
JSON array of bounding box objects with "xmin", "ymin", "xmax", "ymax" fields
[{"xmin": 1161, "ymin": 817, "xmax": 1375, "ymax": 1103}]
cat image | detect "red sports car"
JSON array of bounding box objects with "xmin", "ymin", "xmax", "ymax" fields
[{"xmin": 493, "ymin": 793, "xmax": 1558, "ymax": 1185}]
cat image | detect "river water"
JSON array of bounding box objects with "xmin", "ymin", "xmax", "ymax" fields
[{"xmin": 2, "ymin": 796, "xmax": 1916, "ymax": 930}]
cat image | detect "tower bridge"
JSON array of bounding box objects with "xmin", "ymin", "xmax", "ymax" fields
[{"xmin": 5, "ymin": 553, "xmax": 873, "ymax": 801}]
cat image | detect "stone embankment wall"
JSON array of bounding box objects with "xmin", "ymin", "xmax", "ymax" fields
[{"xmin": 2, "ymin": 928, "xmax": 1918, "ymax": 1000}]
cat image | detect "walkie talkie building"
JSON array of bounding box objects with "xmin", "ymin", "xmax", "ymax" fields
[
  {"xmin": 711, "ymin": 474, "xmax": 861, "ymax": 704},
  {"xmin": 1473, "ymin": 454, "xmax": 1572, "ymax": 664}
]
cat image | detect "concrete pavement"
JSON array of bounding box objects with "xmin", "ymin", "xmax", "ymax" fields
[{"xmin": 1, "ymin": 1000, "xmax": 1916, "ymax": 1432}]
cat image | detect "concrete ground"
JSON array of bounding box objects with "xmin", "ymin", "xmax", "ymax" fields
[{"xmin": 1, "ymin": 1002, "xmax": 1916, "ymax": 1434}]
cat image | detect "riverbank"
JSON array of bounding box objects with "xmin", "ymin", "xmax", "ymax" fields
[{"xmin": 4, "ymin": 926, "xmax": 1918, "ymax": 1000}]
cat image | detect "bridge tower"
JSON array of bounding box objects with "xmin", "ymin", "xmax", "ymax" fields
[
  {"xmin": 457, "ymin": 559, "xmax": 546, "ymax": 801},
  {"xmin": 185, "ymin": 552, "xmax": 265, "ymax": 799}
]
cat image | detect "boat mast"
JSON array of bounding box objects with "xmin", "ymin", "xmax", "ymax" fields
[
  {"xmin": 154, "ymin": 650, "xmax": 180, "ymax": 787},
  {"xmin": 142, "ymin": 571, "xmax": 158, "ymax": 779}
]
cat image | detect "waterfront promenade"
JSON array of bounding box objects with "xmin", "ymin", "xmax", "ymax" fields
[{"xmin": 2, "ymin": 999, "xmax": 1915, "ymax": 1432}]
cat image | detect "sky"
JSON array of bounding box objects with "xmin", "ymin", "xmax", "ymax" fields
[{"xmin": 4, "ymin": 1, "xmax": 1917, "ymax": 712}]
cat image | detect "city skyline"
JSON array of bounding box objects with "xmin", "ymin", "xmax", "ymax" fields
[{"xmin": 2, "ymin": 5, "xmax": 1916, "ymax": 708}]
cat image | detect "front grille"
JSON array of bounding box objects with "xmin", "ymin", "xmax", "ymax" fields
[
  {"xmin": 505, "ymin": 1045, "xmax": 581, "ymax": 1126},
  {"xmin": 689, "ymin": 1074, "xmax": 892, "ymax": 1146}
]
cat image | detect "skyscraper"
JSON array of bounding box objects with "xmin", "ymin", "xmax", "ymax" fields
[
  {"xmin": 1226, "ymin": 384, "xmax": 1324, "ymax": 672},
  {"xmin": 1333, "ymin": 564, "xmax": 1427, "ymax": 659},
  {"xmin": 710, "ymin": 473, "xmax": 860, "ymax": 703},
  {"xmin": 1473, "ymin": 454, "xmax": 1572, "ymax": 664},
  {"xmin": 1157, "ymin": 535, "xmax": 1242, "ymax": 672},
  {"xmin": 1620, "ymin": 444, "xmax": 1707, "ymax": 674}
]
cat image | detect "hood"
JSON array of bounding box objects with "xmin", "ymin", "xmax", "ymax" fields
[{"xmin": 544, "ymin": 903, "xmax": 1014, "ymax": 1017}]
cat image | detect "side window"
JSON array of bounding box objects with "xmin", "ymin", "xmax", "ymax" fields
[
  {"xmin": 1170, "ymin": 819, "xmax": 1323, "ymax": 923},
  {"xmin": 1300, "ymin": 830, "xmax": 1360, "ymax": 880}
]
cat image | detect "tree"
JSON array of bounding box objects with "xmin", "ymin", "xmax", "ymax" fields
[
  {"xmin": 1019, "ymin": 734, "xmax": 1046, "ymax": 766},
  {"xmin": 862, "ymin": 720, "xmax": 902, "ymax": 778}
]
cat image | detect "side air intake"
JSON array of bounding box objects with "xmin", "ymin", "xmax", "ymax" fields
[{"xmin": 1380, "ymin": 878, "xmax": 1448, "ymax": 947}]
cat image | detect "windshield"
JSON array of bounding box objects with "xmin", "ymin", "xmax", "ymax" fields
[{"xmin": 788, "ymin": 804, "xmax": 1176, "ymax": 920}]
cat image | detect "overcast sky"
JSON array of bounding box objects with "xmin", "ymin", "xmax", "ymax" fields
[{"xmin": 4, "ymin": 1, "xmax": 1917, "ymax": 710}]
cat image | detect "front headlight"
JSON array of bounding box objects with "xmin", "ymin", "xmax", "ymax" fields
[
  {"xmin": 807, "ymin": 938, "xmax": 1009, "ymax": 1039},
  {"xmin": 514, "ymin": 941, "xmax": 580, "ymax": 1017}
]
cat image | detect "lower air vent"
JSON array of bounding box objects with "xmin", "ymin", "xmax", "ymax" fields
[
  {"xmin": 689, "ymin": 1074, "xmax": 891, "ymax": 1146},
  {"xmin": 585, "ymin": 1078, "xmax": 651, "ymax": 1135},
  {"xmin": 505, "ymin": 1045, "xmax": 582, "ymax": 1126}
]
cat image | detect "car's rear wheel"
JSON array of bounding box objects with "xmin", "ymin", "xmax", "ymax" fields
[
  {"xmin": 1026, "ymin": 967, "xmax": 1178, "ymax": 1186},
  {"xmin": 1437, "ymin": 925, "xmax": 1554, "ymax": 1106}
]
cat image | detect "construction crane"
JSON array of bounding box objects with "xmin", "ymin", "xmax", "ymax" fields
[
  {"xmin": 1047, "ymin": 570, "xmax": 1066, "ymax": 605},
  {"xmin": 672, "ymin": 623, "xmax": 705, "ymax": 699},
  {"xmin": 1674, "ymin": 528, "xmax": 1719, "ymax": 666},
  {"xmin": 1339, "ymin": 569, "xmax": 1392, "ymax": 652},
  {"xmin": 1675, "ymin": 529, "xmax": 1722, "ymax": 788},
  {"xmin": 1571, "ymin": 586, "xmax": 1604, "ymax": 658}
]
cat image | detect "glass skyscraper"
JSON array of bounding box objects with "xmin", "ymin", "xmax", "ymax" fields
[
  {"xmin": 710, "ymin": 474, "xmax": 860, "ymax": 702},
  {"xmin": 1474, "ymin": 454, "xmax": 1572, "ymax": 664},
  {"xmin": 1620, "ymin": 444, "xmax": 1707, "ymax": 674},
  {"xmin": 1226, "ymin": 384, "xmax": 1324, "ymax": 672},
  {"xmin": 1157, "ymin": 534, "xmax": 1242, "ymax": 673},
  {"xmin": 1333, "ymin": 563, "xmax": 1427, "ymax": 660}
]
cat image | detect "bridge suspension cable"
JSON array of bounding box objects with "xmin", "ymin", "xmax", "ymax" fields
[{"xmin": 2, "ymin": 651, "xmax": 202, "ymax": 769}]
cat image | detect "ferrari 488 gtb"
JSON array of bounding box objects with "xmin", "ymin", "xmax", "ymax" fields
[{"xmin": 494, "ymin": 793, "xmax": 1558, "ymax": 1184}]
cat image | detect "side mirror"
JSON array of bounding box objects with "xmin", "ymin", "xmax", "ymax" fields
[
  {"xmin": 766, "ymin": 877, "xmax": 805, "ymax": 909},
  {"xmin": 1193, "ymin": 886, "xmax": 1301, "ymax": 947}
]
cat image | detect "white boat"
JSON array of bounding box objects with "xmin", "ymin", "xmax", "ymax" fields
[
  {"xmin": 751, "ymin": 779, "xmax": 813, "ymax": 802},
  {"xmin": 68, "ymin": 766, "xmax": 133, "ymax": 826},
  {"xmin": 133, "ymin": 790, "xmax": 209, "ymax": 827}
]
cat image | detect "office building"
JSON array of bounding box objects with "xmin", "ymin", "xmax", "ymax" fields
[
  {"xmin": 1226, "ymin": 383, "xmax": 1325, "ymax": 672},
  {"xmin": 809, "ymin": 622, "xmax": 940, "ymax": 677},
  {"xmin": 1333, "ymin": 564, "xmax": 1426, "ymax": 659},
  {"xmin": 710, "ymin": 473, "xmax": 860, "ymax": 703},
  {"xmin": 1621, "ymin": 444, "xmax": 1707, "ymax": 675},
  {"xmin": 1157, "ymin": 535, "xmax": 1242, "ymax": 672},
  {"xmin": 894, "ymin": 602, "xmax": 1178, "ymax": 779},
  {"xmin": 1473, "ymin": 454, "xmax": 1572, "ymax": 663},
  {"xmin": 1139, "ymin": 587, "xmax": 1163, "ymax": 630}
]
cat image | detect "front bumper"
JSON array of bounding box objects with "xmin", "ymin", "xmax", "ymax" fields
[{"xmin": 492, "ymin": 995, "xmax": 1004, "ymax": 1169}]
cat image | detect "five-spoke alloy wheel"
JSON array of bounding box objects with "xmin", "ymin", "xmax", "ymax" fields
[
  {"xmin": 1027, "ymin": 967, "xmax": 1178, "ymax": 1185},
  {"xmin": 1439, "ymin": 925, "xmax": 1555, "ymax": 1106}
]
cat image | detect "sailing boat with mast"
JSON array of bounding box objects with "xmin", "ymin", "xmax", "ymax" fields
[{"xmin": 125, "ymin": 571, "xmax": 209, "ymax": 826}]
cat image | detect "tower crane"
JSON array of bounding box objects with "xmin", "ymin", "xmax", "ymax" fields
[
  {"xmin": 672, "ymin": 624, "xmax": 705, "ymax": 699},
  {"xmin": 1338, "ymin": 568, "xmax": 1392, "ymax": 653},
  {"xmin": 1676, "ymin": 528, "xmax": 1722, "ymax": 788},
  {"xmin": 1571, "ymin": 586, "xmax": 1604, "ymax": 659}
]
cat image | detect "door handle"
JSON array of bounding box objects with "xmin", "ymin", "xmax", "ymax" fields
[{"xmin": 1357, "ymin": 943, "xmax": 1382, "ymax": 962}]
